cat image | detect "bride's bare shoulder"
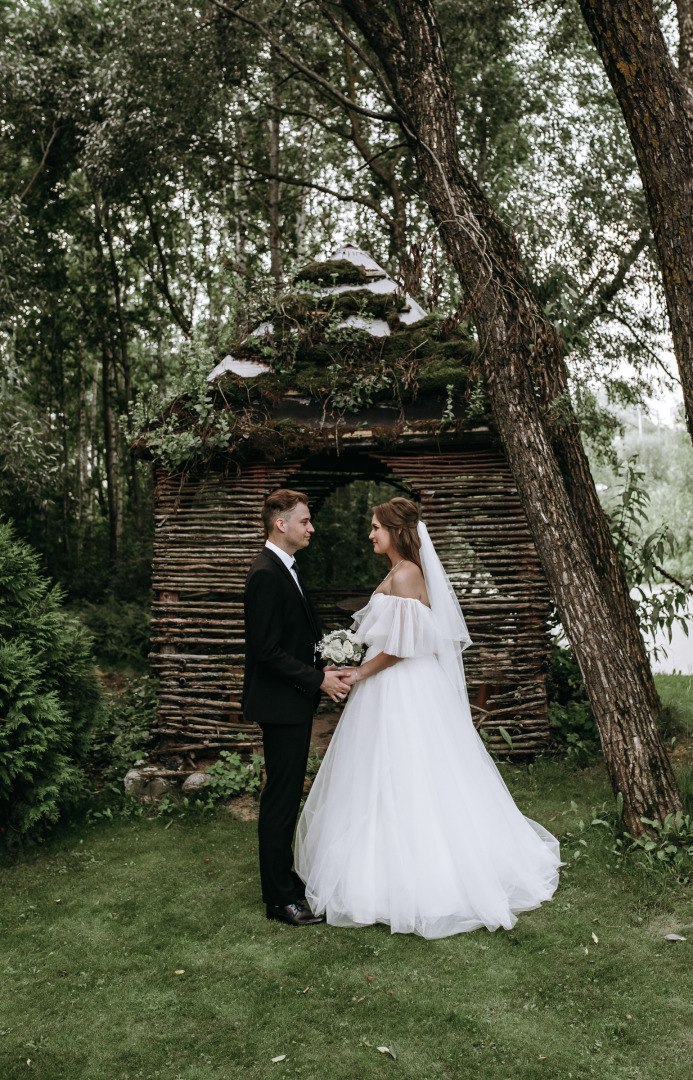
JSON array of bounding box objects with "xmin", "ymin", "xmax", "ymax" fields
[{"xmin": 389, "ymin": 562, "xmax": 428, "ymax": 603}]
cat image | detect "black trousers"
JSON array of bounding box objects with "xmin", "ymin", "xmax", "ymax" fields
[{"xmin": 258, "ymin": 719, "xmax": 313, "ymax": 906}]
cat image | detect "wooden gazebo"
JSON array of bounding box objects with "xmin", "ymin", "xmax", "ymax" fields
[{"xmin": 145, "ymin": 244, "xmax": 554, "ymax": 760}]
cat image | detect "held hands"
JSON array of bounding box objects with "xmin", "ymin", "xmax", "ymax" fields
[
  {"xmin": 321, "ymin": 665, "xmax": 352, "ymax": 702},
  {"xmin": 338, "ymin": 667, "xmax": 360, "ymax": 686}
]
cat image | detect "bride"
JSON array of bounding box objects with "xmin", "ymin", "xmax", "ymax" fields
[{"xmin": 295, "ymin": 497, "xmax": 561, "ymax": 939}]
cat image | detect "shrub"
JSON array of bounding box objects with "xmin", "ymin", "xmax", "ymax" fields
[
  {"xmin": 203, "ymin": 750, "xmax": 264, "ymax": 801},
  {"xmin": 0, "ymin": 520, "xmax": 104, "ymax": 845},
  {"xmin": 90, "ymin": 674, "xmax": 157, "ymax": 785},
  {"xmin": 613, "ymin": 807, "xmax": 693, "ymax": 878},
  {"xmin": 71, "ymin": 597, "xmax": 150, "ymax": 667},
  {"xmin": 547, "ymin": 644, "xmax": 600, "ymax": 761}
]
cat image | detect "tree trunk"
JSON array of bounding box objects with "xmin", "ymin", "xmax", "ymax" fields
[
  {"xmin": 91, "ymin": 188, "xmax": 120, "ymax": 561},
  {"xmin": 268, "ymin": 63, "xmax": 283, "ymax": 287},
  {"xmin": 342, "ymin": 32, "xmax": 408, "ymax": 263},
  {"xmin": 676, "ymin": 0, "xmax": 693, "ymax": 86},
  {"xmin": 339, "ymin": 0, "xmax": 680, "ymax": 833},
  {"xmin": 101, "ymin": 337, "xmax": 119, "ymax": 561},
  {"xmin": 103, "ymin": 206, "xmax": 142, "ymax": 537},
  {"xmin": 54, "ymin": 315, "xmax": 72, "ymax": 567},
  {"xmin": 76, "ymin": 338, "xmax": 87, "ymax": 560},
  {"xmin": 577, "ymin": 0, "xmax": 693, "ymax": 440},
  {"xmin": 88, "ymin": 352, "xmax": 100, "ymax": 524}
]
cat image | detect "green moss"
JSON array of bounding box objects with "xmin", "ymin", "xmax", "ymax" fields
[
  {"xmin": 143, "ymin": 302, "xmax": 492, "ymax": 469},
  {"xmin": 294, "ymin": 258, "xmax": 371, "ymax": 286},
  {"xmin": 214, "ymin": 317, "xmax": 481, "ymax": 408},
  {"xmin": 274, "ymin": 289, "xmax": 406, "ymax": 326}
]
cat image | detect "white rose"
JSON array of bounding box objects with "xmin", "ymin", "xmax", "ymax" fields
[
  {"xmin": 342, "ymin": 640, "xmax": 354, "ymax": 658},
  {"xmin": 331, "ymin": 645, "xmax": 346, "ymax": 664}
]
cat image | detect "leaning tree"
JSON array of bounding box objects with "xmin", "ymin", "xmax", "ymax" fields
[
  {"xmin": 577, "ymin": 0, "xmax": 693, "ymax": 441},
  {"xmin": 211, "ymin": 0, "xmax": 681, "ymax": 834}
]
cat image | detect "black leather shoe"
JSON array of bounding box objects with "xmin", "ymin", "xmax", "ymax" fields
[{"xmin": 266, "ymin": 902, "xmax": 326, "ymax": 926}]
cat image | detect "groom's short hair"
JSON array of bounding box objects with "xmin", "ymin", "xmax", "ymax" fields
[{"xmin": 262, "ymin": 488, "xmax": 310, "ymax": 537}]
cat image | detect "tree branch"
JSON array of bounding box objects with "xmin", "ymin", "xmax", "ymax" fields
[
  {"xmin": 254, "ymin": 101, "xmax": 352, "ymax": 139},
  {"xmin": 318, "ymin": 1, "xmax": 402, "ymax": 116},
  {"xmin": 355, "ymin": 142, "xmax": 408, "ymax": 170},
  {"xmin": 612, "ymin": 313, "xmax": 681, "ymax": 384},
  {"xmin": 236, "ymin": 157, "xmax": 396, "ymax": 226},
  {"xmin": 18, "ymin": 122, "xmax": 61, "ymax": 202},
  {"xmin": 208, "ymin": 0, "xmax": 400, "ymax": 123},
  {"xmin": 575, "ymin": 226, "xmax": 650, "ymax": 333},
  {"xmin": 139, "ymin": 192, "xmax": 192, "ymax": 335}
]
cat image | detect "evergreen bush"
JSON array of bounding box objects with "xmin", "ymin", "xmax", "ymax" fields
[{"xmin": 0, "ymin": 520, "xmax": 104, "ymax": 845}]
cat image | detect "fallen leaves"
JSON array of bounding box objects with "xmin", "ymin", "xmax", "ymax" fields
[
  {"xmin": 377, "ymin": 1046, "xmax": 397, "ymax": 1059},
  {"xmin": 271, "ymin": 1054, "xmax": 286, "ymax": 1063},
  {"xmin": 591, "ymin": 932, "xmax": 599, "ymax": 944},
  {"xmin": 664, "ymin": 933, "xmax": 686, "ymax": 941},
  {"xmin": 174, "ymin": 969, "xmax": 185, "ymax": 975}
]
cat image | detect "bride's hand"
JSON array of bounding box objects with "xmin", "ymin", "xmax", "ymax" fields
[{"xmin": 339, "ymin": 666, "xmax": 360, "ymax": 686}]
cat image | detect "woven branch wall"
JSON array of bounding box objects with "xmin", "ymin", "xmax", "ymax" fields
[{"xmin": 150, "ymin": 444, "xmax": 553, "ymax": 758}]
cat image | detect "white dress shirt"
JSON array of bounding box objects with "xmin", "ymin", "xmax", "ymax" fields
[{"xmin": 265, "ymin": 539, "xmax": 303, "ymax": 595}]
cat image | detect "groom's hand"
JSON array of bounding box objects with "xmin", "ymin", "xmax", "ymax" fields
[{"xmin": 321, "ymin": 669, "xmax": 351, "ymax": 702}]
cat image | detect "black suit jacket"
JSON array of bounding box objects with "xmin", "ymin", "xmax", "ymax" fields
[{"xmin": 242, "ymin": 547, "xmax": 324, "ymax": 725}]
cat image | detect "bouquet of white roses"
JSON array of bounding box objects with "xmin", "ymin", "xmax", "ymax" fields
[{"xmin": 317, "ymin": 628, "xmax": 364, "ymax": 666}]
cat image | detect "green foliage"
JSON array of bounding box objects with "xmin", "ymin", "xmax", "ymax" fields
[
  {"xmin": 305, "ymin": 746, "xmax": 322, "ymax": 780},
  {"xmin": 591, "ymin": 419, "xmax": 693, "ymax": 580},
  {"xmin": 676, "ymin": 764, "xmax": 693, "ymax": 816},
  {"xmin": 606, "ymin": 456, "xmax": 691, "ymax": 651},
  {"xmin": 613, "ymin": 812, "xmax": 693, "ymax": 878},
  {"xmin": 300, "ymin": 479, "xmax": 408, "ymax": 593},
  {"xmin": 131, "ymin": 338, "xmax": 236, "ymax": 470},
  {"xmin": 0, "ymin": 0, "xmax": 683, "ymax": 617},
  {"xmin": 89, "ymin": 674, "xmax": 156, "ymax": 785},
  {"xmin": 546, "ymin": 645, "xmax": 600, "ymax": 761},
  {"xmin": 71, "ymin": 597, "xmax": 150, "ymax": 667},
  {"xmin": 203, "ymin": 749, "xmax": 264, "ymax": 801},
  {"xmin": 0, "ymin": 520, "xmax": 104, "ymax": 845},
  {"xmin": 0, "ymin": 361, "xmax": 61, "ymax": 514}
]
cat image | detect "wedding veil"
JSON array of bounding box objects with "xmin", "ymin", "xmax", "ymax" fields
[{"xmin": 417, "ymin": 521, "xmax": 472, "ymax": 704}]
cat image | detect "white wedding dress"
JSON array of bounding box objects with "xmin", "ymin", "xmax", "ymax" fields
[{"xmin": 295, "ymin": 532, "xmax": 561, "ymax": 939}]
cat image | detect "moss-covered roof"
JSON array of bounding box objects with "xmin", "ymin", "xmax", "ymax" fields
[
  {"xmin": 137, "ymin": 248, "xmax": 493, "ymax": 470},
  {"xmin": 293, "ymin": 257, "xmax": 373, "ymax": 286}
]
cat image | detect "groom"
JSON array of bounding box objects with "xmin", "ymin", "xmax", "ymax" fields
[{"xmin": 243, "ymin": 489, "xmax": 350, "ymax": 926}]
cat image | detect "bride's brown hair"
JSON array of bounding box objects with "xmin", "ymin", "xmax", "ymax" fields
[{"xmin": 373, "ymin": 497, "xmax": 422, "ymax": 570}]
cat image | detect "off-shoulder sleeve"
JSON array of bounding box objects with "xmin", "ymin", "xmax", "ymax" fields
[{"xmin": 351, "ymin": 594, "xmax": 439, "ymax": 657}]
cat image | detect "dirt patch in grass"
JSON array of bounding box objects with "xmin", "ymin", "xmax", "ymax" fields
[{"xmin": 224, "ymin": 794, "xmax": 260, "ymax": 821}]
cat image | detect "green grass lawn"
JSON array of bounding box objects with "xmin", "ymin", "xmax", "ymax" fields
[{"xmin": 2, "ymin": 677, "xmax": 693, "ymax": 1080}]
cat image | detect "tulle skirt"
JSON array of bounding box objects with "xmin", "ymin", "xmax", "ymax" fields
[{"xmin": 295, "ymin": 651, "xmax": 561, "ymax": 939}]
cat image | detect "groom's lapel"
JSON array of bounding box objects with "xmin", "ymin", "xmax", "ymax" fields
[{"xmin": 261, "ymin": 547, "xmax": 320, "ymax": 638}]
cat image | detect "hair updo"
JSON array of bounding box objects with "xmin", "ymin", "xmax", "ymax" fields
[{"xmin": 372, "ymin": 497, "xmax": 422, "ymax": 570}]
